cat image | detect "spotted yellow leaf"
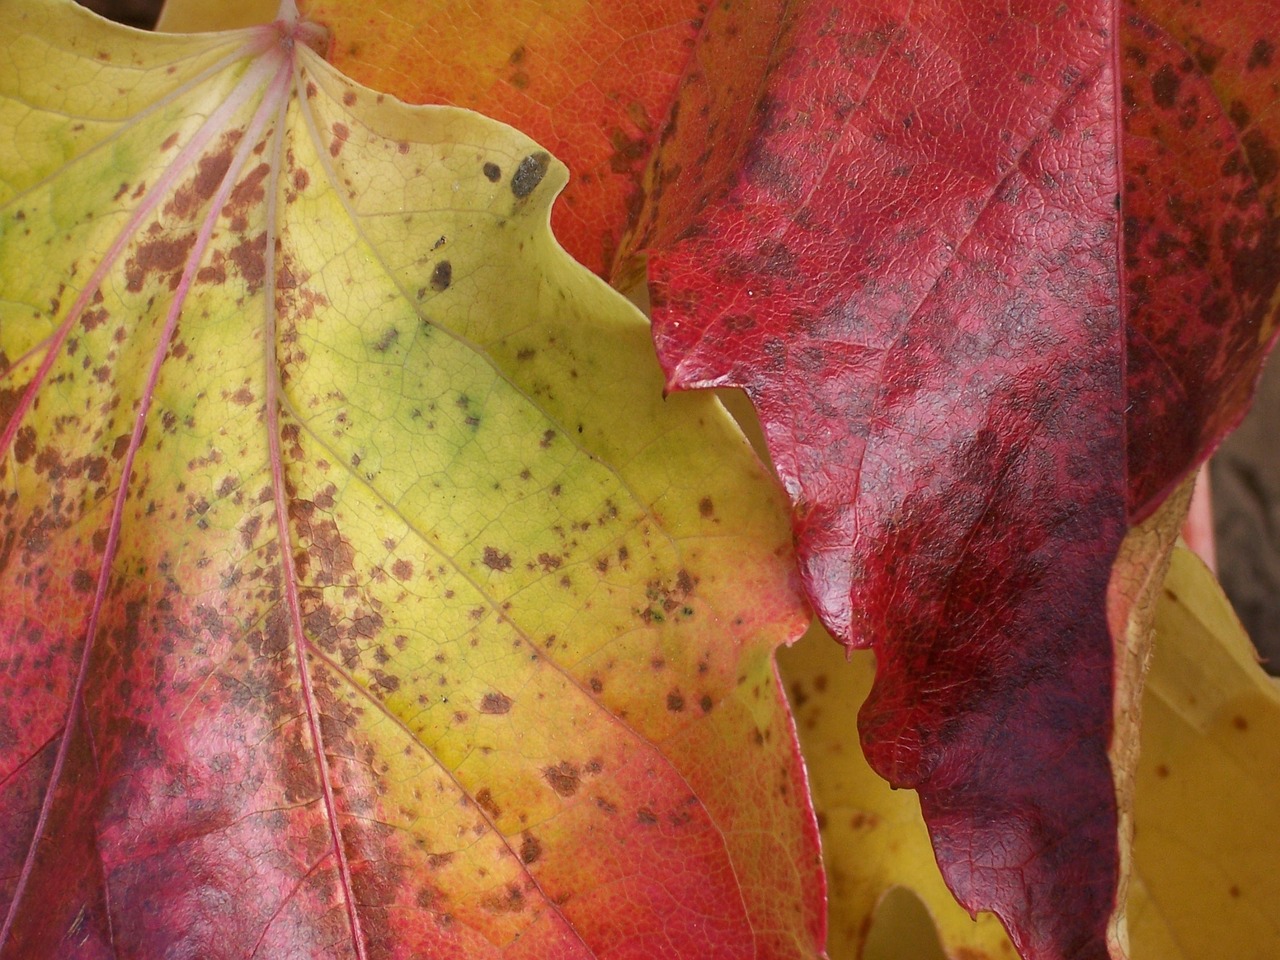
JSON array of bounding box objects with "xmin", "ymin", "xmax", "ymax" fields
[{"xmin": 0, "ymin": 1, "xmax": 823, "ymax": 956}]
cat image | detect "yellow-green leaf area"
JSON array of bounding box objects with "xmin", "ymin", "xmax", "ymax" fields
[{"xmin": 0, "ymin": 2, "xmax": 821, "ymax": 957}]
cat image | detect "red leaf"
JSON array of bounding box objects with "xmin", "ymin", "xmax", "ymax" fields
[{"xmin": 624, "ymin": 0, "xmax": 1279, "ymax": 957}]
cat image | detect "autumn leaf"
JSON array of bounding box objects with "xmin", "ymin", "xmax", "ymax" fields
[
  {"xmin": 619, "ymin": 0, "xmax": 1280, "ymax": 958},
  {"xmin": 0, "ymin": 1, "xmax": 824, "ymax": 956},
  {"xmin": 779, "ymin": 623, "xmax": 1019, "ymax": 960}
]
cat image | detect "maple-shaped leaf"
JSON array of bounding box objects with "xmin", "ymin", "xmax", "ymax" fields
[
  {"xmin": 618, "ymin": 0, "xmax": 1280, "ymax": 958},
  {"xmin": 0, "ymin": 2, "xmax": 824, "ymax": 956}
]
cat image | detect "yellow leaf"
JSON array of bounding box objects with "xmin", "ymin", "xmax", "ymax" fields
[
  {"xmin": 0, "ymin": 2, "xmax": 821, "ymax": 955},
  {"xmin": 1129, "ymin": 546, "xmax": 1280, "ymax": 960}
]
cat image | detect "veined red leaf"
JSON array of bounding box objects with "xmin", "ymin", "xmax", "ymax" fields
[
  {"xmin": 0, "ymin": 1, "xmax": 823, "ymax": 956},
  {"xmin": 620, "ymin": 0, "xmax": 1280, "ymax": 958}
]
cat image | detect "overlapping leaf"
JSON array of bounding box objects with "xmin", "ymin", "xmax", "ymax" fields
[
  {"xmin": 1128, "ymin": 547, "xmax": 1280, "ymax": 960},
  {"xmin": 617, "ymin": 0, "xmax": 1280, "ymax": 957},
  {"xmin": 0, "ymin": 2, "xmax": 823, "ymax": 956}
]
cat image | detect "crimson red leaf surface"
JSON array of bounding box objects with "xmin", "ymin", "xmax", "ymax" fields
[
  {"xmin": 0, "ymin": 2, "xmax": 823, "ymax": 957},
  {"xmin": 621, "ymin": 0, "xmax": 1280, "ymax": 958}
]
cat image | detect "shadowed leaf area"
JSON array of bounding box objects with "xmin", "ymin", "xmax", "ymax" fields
[
  {"xmin": 0, "ymin": 2, "xmax": 823, "ymax": 957},
  {"xmin": 620, "ymin": 0, "xmax": 1280, "ymax": 958}
]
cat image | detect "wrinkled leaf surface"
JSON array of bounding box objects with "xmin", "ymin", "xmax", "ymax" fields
[{"xmin": 621, "ymin": 0, "xmax": 1280, "ymax": 957}]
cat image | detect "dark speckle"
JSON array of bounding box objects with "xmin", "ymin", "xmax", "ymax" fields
[
  {"xmin": 1247, "ymin": 37, "xmax": 1274, "ymax": 70},
  {"xmin": 431, "ymin": 260, "xmax": 452, "ymax": 292},
  {"xmin": 482, "ymin": 547, "xmax": 512, "ymax": 571},
  {"xmin": 666, "ymin": 690, "xmax": 685, "ymax": 712},
  {"xmin": 483, "ymin": 162, "xmax": 501, "ymax": 182},
  {"xmin": 544, "ymin": 762, "xmax": 580, "ymax": 797},
  {"xmin": 475, "ymin": 788, "xmax": 501, "ymax": 819},
  {"xmin": 479, "ymin": 691, "xmax": 513, "ymax": 714},
  {"xmin": 1151, "ymin": 63, "xmax": 1179, "ymax": 109},
  {"xmin": 510, "ymin": 153, "xmax": 550, "ymax": 199},
  {"xmin": 519, "ymin": 834, "xmax": 541, "ymax": 863},
  {"xmin": 1242, "ymin": 130, "xmax": 1279, "ymax": 185}
]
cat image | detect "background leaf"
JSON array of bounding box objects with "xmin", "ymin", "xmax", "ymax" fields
[
  {"xmin": 0, "ymin": 2, "xmax": 823, "ymax": 956},
  {"xmin": 1128, "ymin": 547, "xmax": 1280, "ymax": 960}
]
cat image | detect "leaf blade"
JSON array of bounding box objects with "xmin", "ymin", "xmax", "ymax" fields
[{"xmin": 0, "ymin": 3, "xmax": 823, "ymax": 956}]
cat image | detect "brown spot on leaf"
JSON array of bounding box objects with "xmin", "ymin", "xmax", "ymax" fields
[
  {"xmin": 519, "ymin": 833, "xmax": 541, "ymax": 863},
  {"xmin": 666, "ymin": 689, "xmax": 685, "ymax": 712},
  {"xmin": 1247, "ymin": 37, "xmax": 1274, "ymax": 69},
  {"xmin": 329, "ymin": 122, "xmax": 350, "ymax": 157},
  {"xmin": 475, "ymin": 788, "xmax": 501, "ymax": 819},
  {"xmin": 482, "ymin": 547, "xmax": 512, "ymax": 571},
  {"xmin": 392, "ymin": 558, "xmax": 413, "ymax": 580},
  {"xmin": 125, "ymin": 232, "xmax": 197, "ymax": 292},
  {"xmin": 1242, "ymin": 129, "xmax": 1279, "ymax": 186},
  {"xmin": 430, "ymin": 261, "xmax": 452, "ymax": 292},
  {"xmin": 13, "ymin": 426, "xmax": 35, "ymax": 464},
  {"xmin": 1150, "ymin": 63, "xmax": 1179, "ymax": 109},
  {"xmin": 479, "ymin": 692, "xmax": 512, "ymax": 714},
  {"xmin": 699, "ymin": 496, "xmax": 715, "ymax": 517},
  {"xmin": 483, "ymin": 162, "xmax": 501, "ymax": 182},
  {"xmin": 228, "ymin": 232, "xmax": 268, "ymax": 293},
  {"xmin": 1232, "ymin": 715, "xmax": 1249, "ymax": 731},
  {"xmin": 228, "ymin": 162, "xmax": 269, "ymax": 214},
  {"xmin": 544, "ymin": 762, "xmax": 580, "ymax": 797},
  {"xmin": 482, "ymin": 885, "xmax": 525, "ymax": 914}
]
